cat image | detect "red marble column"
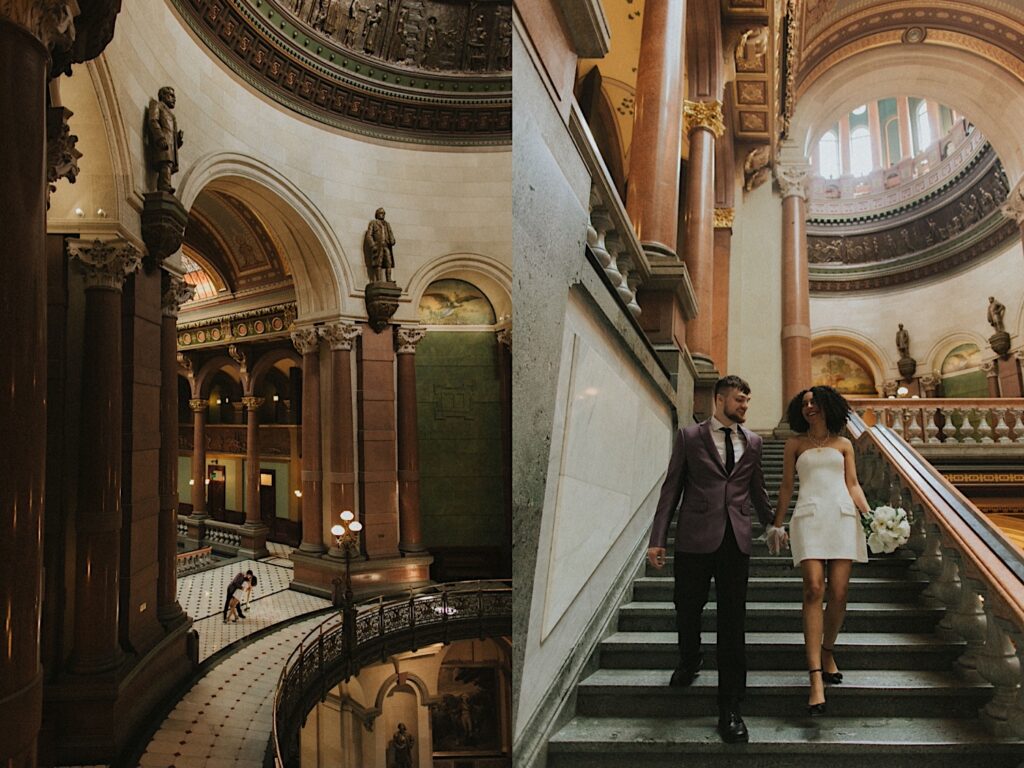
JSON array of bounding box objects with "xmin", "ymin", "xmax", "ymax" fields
[
  {"xmin": 683, "ymin": 100, "xmax": 724, "ymax": 368},
  {"xmin": 292, "ymin": 327, "xmax": 326, "ymax": 554},
  {"xmin": 158, "ymin": 274, "xmax": 193, "ymax": 626},
  {"xmin": 625, "ymin": 0, "xmax": 686, "ymax": 258},
  {"xmin": 711, "ymin": 209, "xmax": 734, "ymax": 373},
  {"xmin": 319, "ymin": 321, "xmax": 362, "ymax": 557},
  {"xmin": 396, "ymin": 326, "xmax": 427, "ymax": 554},
  {"xmin": 67, "ymin": 238, "xmax": 142, "ymax": 674},
  {"xmin": 776, "ymin": 165, "xmax": 812, "ymax": 417},
  {"xmin": 0, "ymin": 16, "xmax": 48, "ymax": 766},
  {"xmin": 189, "ymin": 398, "xmax": 208, "ymax": 517},
  {"xmin": 242, "ymin": 396, "xmax": 265, "ymax": 525}
]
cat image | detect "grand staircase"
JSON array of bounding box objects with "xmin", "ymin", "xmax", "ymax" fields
[{"xmin": 546, "ymin": 438, "xmax": 1024, "ymax": 767}]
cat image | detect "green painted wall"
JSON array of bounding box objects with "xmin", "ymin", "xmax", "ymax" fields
[
  {"xmin": 942, "ymin": 370, "xmax": 989, "ymax": 398},
  {"xmin": 416, "ymin": 331, "xmax": 505, "ymax": 548}
]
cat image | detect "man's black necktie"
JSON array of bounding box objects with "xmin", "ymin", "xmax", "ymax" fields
[{"xmin": 721, "ymin": 427, "xmax": 735, "ymax": 474}]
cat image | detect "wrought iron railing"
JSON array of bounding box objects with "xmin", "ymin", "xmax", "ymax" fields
[
  {"xmin": 848, "ymin": 413, "xmax": 1024, "ymax": 737},
  {"xmin": 272, "ymin": 580, "xmax": 512, "ymax": 767},
  {"xmin": 849, "ymin": 398, "xmax": 1024, "ymax": 445}
]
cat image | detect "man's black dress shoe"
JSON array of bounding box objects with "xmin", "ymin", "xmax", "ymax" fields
[
  {"xmin": 717, "ymin": 712, "xmax": 749, "ymax": 743},
  {"xmin": 669, "ymin": 655, "xmax": 703, "ymax": 687}
]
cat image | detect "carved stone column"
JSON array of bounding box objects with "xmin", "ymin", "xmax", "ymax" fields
[
  {"xmin": 242, "ymin": 397, "xmax": 265, "ymax": 526},
  {"xmin": 189, "ymin": 398, "xmax": 208, "ymax": 518},
  {"xmin": 396, "ymin": 326, "xmax": 428, "ymax": 554},
  {"xmin": 625, "ymin": 0, "xmax": 686, "ymax": 259},
  {"xmin": 711, "ymin": 208, "xmax": 734, "ymax": 372},
  {"xmin": 683, "ymin": 100, "xmax": 725, "ymax": 373},
  {"xmin": 0, "ymin": 7, "xmax": 77, "ymax": 762},
  {"xmin": 292, "ymin": 327, "xmax": 326, "ymax": 554},
  {"xmin": 319, "ymin": 321, "xmax": 362, "ymax": 557},
  {"xmin": 158, "ymin": 275, "xmax": 194, "ymax": 627},
  {"xmin": 66, "ymin": 238, "xmax": 142, "ymax": 675},
  {"xmin": 776, "ymin": 164, "xmax": 812, "ymax": 425}
]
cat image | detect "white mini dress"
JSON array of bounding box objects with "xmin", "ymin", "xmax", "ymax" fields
[{"xmin": 790, "ymin": 447, "xmax": 868, "ymax": 565}]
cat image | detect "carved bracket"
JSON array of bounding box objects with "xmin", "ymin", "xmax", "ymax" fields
[{"xmin": 46, "ymin": 105, "xmax": 81, "ymax": 209}]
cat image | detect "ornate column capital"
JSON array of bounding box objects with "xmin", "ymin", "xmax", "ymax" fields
[
  {"xmin": 318, "ymin": 321, "xmax": 362, "ymax": 351},
  {"xmin": 188, "ymin": 398, "xmax": 207, "ymax": 413},
  {"xmin": 162, "ymin": 274, "xmax": 195, "ymax": 317},
  {"xmin": 241, "ymin": 396, "xmax": 265, "ymax": 411},
  {"xmin": 67, "ymin": 238, "xmax": 142, "ymax": 291},
  {"xmin": 713, "ymin": 208, "xmax": 735, "ymax": 229},
  {"xmin": 46, "ymin": 105, "xmax": 81, "ymax": 208},
  {"xmin": 775, "ymin": 164, "xmax": 810, "ymax": 200},
  {"xmin": 291, "ymin": 326, "xmax": 321, "ymax": 355},
  {"xmin": 1001, "ymin": 177, "xmax": 1024, "ymax": 224},
  {"xmin": 683, "ymin": 100, "xmax": 725, "ymax": 138},
  {"xmin": 496, "ymin": 328, "xmax": 512, "ymax": 351},
  {"xmin": 395, "ymin": 326, "xmax": 427, "ymax": 354},
  {"xmin": 0, "ymin": 0, "xmax": 78, "ymax": 52}
]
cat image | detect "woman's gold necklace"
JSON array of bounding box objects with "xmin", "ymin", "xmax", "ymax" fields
[{"xmin": 808, "ymin": 431, "xmax": 832, "ymax": 449}]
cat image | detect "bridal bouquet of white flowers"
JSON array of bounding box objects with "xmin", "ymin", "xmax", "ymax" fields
[{"xmin": 860, "ymin": 505, "xmax": 911, "ymax": 554}]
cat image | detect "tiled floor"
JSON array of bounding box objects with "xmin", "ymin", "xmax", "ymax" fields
[{"xmin": 60, "ymin": 547, "xmax": 332, "ymax": 767}]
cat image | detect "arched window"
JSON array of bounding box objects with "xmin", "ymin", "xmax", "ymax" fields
[
  {"xmin": 849, "ymin": 126, "xmax": 872, "ymax": 177},
  {"xmin": 916, "ymin": 100, "xmax": 932, "ymax": 151},
  {"xmin": 818, "ymin": 130, "xmax": 840, "ymax": 179}
]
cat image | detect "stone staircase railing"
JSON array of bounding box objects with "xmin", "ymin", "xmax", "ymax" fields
[
  {"xmin": 175, "ymin": 546, "xmax": 214, "ymax": 576},
  {"xmin": 849, "ymin": 398, "xmax": 1024, "ymax": 446},
  {"xmin": 849, "ymin": 412, "xmax": 1024, "ymax": 736}
]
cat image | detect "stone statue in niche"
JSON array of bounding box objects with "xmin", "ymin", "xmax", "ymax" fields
[
  {"xmin": 363, "ymin": 3, "xmax": 385, "ymax": 54},
  {"xmin": 317, "ymin": 0, "xmax": 343, "ymax": 36},
  {"xmin": 420, "ymin": 16, "xmax": 438, "ymax": 66},
  {"xmin": 988, "ymin": 296, "xmax": 1007, "ymax": 333},
  {"xmin": 388, "ymin": 723, "xmax": 415, "ymax": 768},
  {"xmin": 896, "ymin": 323, "xmax": 911, "ymax": 359},
  {"xmin": 146, "ymin": 86, "xmax": 184, "ymax": 194},
  {"xmin": 365, "ymin": 207, "xmax": 396, "ymax": 283},
  {"xmin": 496, "ymin": 14, "xmax": 511, "ymax": 69},
  {"xmin": 735, "ymin": 27, "xmax": 768, "ymax": 72}
]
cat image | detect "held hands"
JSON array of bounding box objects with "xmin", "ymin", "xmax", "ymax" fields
[
  {"xmin": 766, "ymin": 525, "xmax": 789, "ymax": 556},
  {"xmin": 647, "ymin": 547, "xmax": 667, "ymax": 570}
]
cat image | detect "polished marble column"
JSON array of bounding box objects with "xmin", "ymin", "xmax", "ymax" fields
[
  {"xmin": 158, "ymin": 274, "xmax": 193, "ymax": 626},
  {"xmin": 776, "ymin": 165, "xmax": 812, "ymax": 417},
  {"xmin": 189, "ymin": 398, "xmax": 208, "ymax": 517},
  {"xmin": 319, "ymin": 321, "xmax": 362, "ymax": 556},
  {"xmin": 683, "ymin": 99, "xmax": 725, "ymax": 369},
  {"xmin": 292, "ymin": 327, "xmax": 326, "ymax": 554},
  {"xmin": 711, "ymin": 208, "xmax": 734, "ymax": 373},
  {"xmin": 396, "ymin": 326, "xmax": 427, "ymax": 554},
  {"xmin": 625, "ymin": 0, "xmax": 686, "ymax": 258},
  {"xmin": 67, "ymin": 238, "xmax": 142, "ymax": 675},
  {"xmin": 242, "ymin": 396, "xmax": 265, "ymax": 526}
]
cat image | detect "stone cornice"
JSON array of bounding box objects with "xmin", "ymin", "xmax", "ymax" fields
[
  {"xmin": 67, "ymin": 237, "xmax": 142, "ymax": 291},
  {"xmin": 169, "ymin": 0, "xmax": 510, "ymax": 145},
  {"xmin": 683, "ymin": 99, "xmax": 725, "ymax": 138}
]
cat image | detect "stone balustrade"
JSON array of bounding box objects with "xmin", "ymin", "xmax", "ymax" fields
[
  {"xmin": 849, "ymin": 398, "xmax": 1024, "ymax": 446},
  {"xmin": 175, "ymin": 546, "xmax": 214, "ymax": 576},
  {"xmin": 849, "ymin": 415, "xmax": 1024, "ymax": 738}
]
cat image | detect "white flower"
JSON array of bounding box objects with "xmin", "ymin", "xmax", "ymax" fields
[{"xmin": 862, "ymin": 505, "xmax": 910, "ymax": 554}]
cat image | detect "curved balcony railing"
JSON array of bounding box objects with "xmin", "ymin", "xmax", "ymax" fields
[
  {"xmin": 848, "ymin": 398, "xmax": 1024, "ymax": 447},
  {"xmin": 848, "ymin": 414, "xmax": 1024, "ymax": 737},
  {"xmin": 272, "ymin": 580, "xmax": 512, "ymax": 768}
]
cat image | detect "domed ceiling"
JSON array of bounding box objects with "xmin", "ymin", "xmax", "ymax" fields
[{"xmin": 171, "ymin": 0, "xmax": 511, "ymax": 144}]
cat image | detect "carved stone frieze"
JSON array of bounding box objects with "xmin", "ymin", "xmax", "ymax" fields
[
  {"xmin": 774, "ymin": 164, "xmax": 809, "ymax": 199},
  {"xmin": 67, "ymin": 238, "xmax": 142, "ymax": 291},
  {"xmin": 162, "ymin": 274, "xmax": 196, "ymax": 318},
  {"xmin": 177, "ymin": 302, "xmax": 297, "ymax": 348},
  {"xmin": 395, "ymin": 326, "xmax": 427, "ymax": 354},
  {"xmin": 683, "ymin": 99, "xmax": 725, "ymax": 138},
  {"xmin": 45, "ymin": 105, "xmax": 81, "ymax": 208},
  {"xmin": 318, "ymin": 321, "xmax": 362, "ymax": 351},
  {"xmin": 291, "ymin": 326, "xmax": 321, "ymax": 355}
]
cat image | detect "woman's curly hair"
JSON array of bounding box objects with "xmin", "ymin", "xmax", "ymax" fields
[{"xmin": 787, "ymin": 385, "xmax": 851, "ymax": 435}]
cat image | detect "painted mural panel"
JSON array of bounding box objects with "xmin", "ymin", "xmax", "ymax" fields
[
  {"xmin": 418, "ymin": 279, "xmax": 497, "ymax": 325},
  {"xmin": 810, "ymin": 351, "xmax": 875, "ymax": 394}
]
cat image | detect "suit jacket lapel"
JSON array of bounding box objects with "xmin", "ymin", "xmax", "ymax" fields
[{"xmin": 700, "ymin": 420, "xmax": 727, "ymax": 476}]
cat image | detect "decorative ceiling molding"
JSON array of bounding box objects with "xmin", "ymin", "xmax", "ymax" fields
[{"xmin": 169, "ymin": 0, "xmax": 511, "ymax": 145}]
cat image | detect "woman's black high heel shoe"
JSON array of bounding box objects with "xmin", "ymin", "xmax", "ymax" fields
[
  {"xmin": 807, "ymin": 669, "xmax": 827, "ymax": 716},
  {"xmin": 822, "ymin": 646, "xmax": 843, "ymax": 684}
]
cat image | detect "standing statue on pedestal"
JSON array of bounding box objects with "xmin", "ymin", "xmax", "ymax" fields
[
  {"xmin": 146, "ymin": 87, "xmax": 184, "ymax": 194},
  {"xmin": 988, "ymin": 296, "xmax": 1007, "ymax": 333},
  {"xmin": 365, "ymin": 207, "xmax": 396, "ymax": 283},
  {"xmin": 895, "ymin": 323, "xmax": 917, "ymax": 379},
  {"xmin": 388, "ymin": 722, "xmax": 415, "ymax": 768}
]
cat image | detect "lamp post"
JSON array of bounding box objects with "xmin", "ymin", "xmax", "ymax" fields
[{"xmin": 331, "ymin": 510, "xmax": 363, "ymax": 604}]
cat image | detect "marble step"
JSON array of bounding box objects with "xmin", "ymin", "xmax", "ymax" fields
[
  {"xmin": 617, "ymin": 601, "xmax": 943, "ymax": 634},
  {"xmin": 646, "ymin": 554, "xmax": 916, "ymax": 579},
  {"xmin": 546, "ymin": 716, "xmax": 1023, "ymax": 768},
  {"xmin": 632, "ymin": 576, "xmax": 928, "ymax": 603},
  {"xmin": 574, "ymin": 668, "xmax": 991, "ymax": 719},
  {"xmin": 598, "ymin": 631, "xmax": 965, "ymax": 671}
]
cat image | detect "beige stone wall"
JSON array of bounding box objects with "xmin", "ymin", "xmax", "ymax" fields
[{"xmin": 48, "ymin": 0, "xmax": 511, "ymax": 323}]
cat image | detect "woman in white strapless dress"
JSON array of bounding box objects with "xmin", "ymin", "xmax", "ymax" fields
[{"xmin": 771, "ymin": 386, "xmax": 871, "ymax": 715}]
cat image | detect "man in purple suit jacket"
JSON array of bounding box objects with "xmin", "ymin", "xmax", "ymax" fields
[{"xmin": 647, "ymin": 375, "xmax": 773, "ymax": 744}]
